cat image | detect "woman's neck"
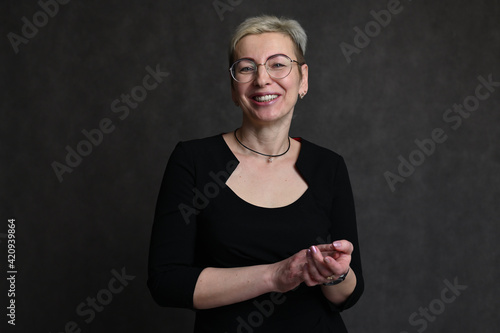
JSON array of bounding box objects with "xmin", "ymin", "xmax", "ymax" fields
[{"xmin": 237, "ymin": 120, "xmax": 291, "ymax": 156}]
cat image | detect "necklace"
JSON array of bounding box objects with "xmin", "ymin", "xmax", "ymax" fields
[{"xmin": 234, "ymin": 128, "xmax": 291, "ymax": 163}]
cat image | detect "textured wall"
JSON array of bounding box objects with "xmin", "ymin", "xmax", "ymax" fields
[{"xmin": 2, "ymin": 0, "xmax": 499, "ymax": 332}]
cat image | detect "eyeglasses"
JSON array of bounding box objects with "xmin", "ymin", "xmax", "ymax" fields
[{"xmin": 229, "ymin": 54, "xmax": 301, "ymax": 83}]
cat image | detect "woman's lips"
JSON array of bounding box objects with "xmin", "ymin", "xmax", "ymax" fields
[{"xmin": 251, "ymin": 94, "xmax": 280, "ymax": 104}]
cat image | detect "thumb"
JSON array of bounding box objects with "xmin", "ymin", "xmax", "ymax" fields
[{"xmin": 332, "ymin": 240, "xmax": 353, "ymax": 254}]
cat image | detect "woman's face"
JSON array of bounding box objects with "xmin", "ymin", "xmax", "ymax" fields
[{"xmin": 231, "ymin": 32, "xmax": 308, "ymax": 125}]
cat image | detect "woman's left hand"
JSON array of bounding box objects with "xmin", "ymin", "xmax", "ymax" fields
[{"xmin": 301, "ymin": 240, "xmax": 352, "ymax": 286}]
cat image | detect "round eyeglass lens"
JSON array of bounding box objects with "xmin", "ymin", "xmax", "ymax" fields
[
  {"xmin": 231, "ymin": 55, "xmax": 294, "ymax": 83},
  {"xmin": 266, "ymin": 55, "xmax": 293, "ymax": 79},
  {"xmin": 232, "ymin": 59, "xmax": 256, "ymax": 83}
]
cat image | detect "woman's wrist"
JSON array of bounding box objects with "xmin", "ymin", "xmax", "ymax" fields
[
  {"xmin": 320, "ymin": 267, "xmax": 357, "ymax": 305},
  {"xmin": 265, "ymin": 262, "xmax": 279, "ymax": 292},
  {"xmin": 322, "ymin": 267, "xmax": 350, "ymax": 286}
]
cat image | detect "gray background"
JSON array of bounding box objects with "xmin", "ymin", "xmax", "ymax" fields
[{"xmin": 2, "ymin": 0, "xmax": 499, "ymax": 332}]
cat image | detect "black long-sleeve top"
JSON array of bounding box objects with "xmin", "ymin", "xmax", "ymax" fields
[{"xmin": 148, "ymin": 134, "xmax": 364, "ymax": 332}]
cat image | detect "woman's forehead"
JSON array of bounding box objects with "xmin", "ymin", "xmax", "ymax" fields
[{"xmin": 234, "ymin": 32, "xmax": 295, "ymax": 60}]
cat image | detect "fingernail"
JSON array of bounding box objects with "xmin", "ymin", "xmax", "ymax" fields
[
  {"xmin": 333, "ymin": 242, "xmax": 341, "ymax": 248},
  {"xmin": 307, "ymin": 249, "xmax": 311, "ymax": 257},
  {"xmin": 324, "ymin": 257, "xmax": 331, "ymax": 263},
  {"xmin": 311, "ymin": 246, "xmax": 317, "ymax": 254}
]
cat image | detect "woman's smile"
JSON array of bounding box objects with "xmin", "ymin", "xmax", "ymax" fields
[{"xmin": 250, "ymin": 93, "xmax": 280, "ymax": 104}]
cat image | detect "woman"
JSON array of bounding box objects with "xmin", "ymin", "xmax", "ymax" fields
[{"xmin": 148, "ymin": 15, "xmax": 364, "ymax": 332}]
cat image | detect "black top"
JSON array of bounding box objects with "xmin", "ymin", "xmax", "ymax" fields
[{"xmin": 148, "ymin": 134, "xmax": 364, "ymax": 332}]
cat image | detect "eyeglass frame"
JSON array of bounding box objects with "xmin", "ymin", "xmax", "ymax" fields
[{"xmin": 229, "ymin": 53, "xmax": 303, "ymax": 83}]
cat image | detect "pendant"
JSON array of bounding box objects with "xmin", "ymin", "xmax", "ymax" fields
[{"xmin": 268, "ymin": 157, "xmax": 274, "ymax": 163}]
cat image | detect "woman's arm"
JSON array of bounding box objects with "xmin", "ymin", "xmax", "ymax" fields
[
  {"xmin": 193, "ymin": 249, "xmax": 310, "ymax": 309},
  {"xmin": 193, "ymin": 240, "xmax": 358, "ymax": 309},
  {"xmin": 321, "ymin": 156, "xmax": 364, "ymax": 309},
  {"xmin": 193, "ymin": 265, "xmax": 274, "ymax": 309}
]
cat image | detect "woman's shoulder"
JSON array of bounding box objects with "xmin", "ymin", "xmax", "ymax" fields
[
  {"xmin": 172, "ymin": 133, "xmax": 230, "ymax": 159},
  {"xmin": 297, "ymin": 137, "xmax": 343, "ymax": 164},
  {"xmin": 176, "ymin": 133, "xmax": 224, "ymax": 150},
  {"xmin": 295, "ymin": 137, "xmax": 350, "ymax": 184},
  {"xmin": 171, "ymin": 133, "xmax": 236, "ymax": 172}
]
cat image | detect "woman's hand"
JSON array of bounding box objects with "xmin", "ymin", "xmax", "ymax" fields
[
  {"xmin": 302, "ymin": 240, "xmax": 353, "ymax": 286},
  {"xmin": 269, "ymin": 249, "xmax": 310, "ymax": 293},
  {"xmin": 269, "ymin": 240, "xmax": 352, "ymax": 292}
]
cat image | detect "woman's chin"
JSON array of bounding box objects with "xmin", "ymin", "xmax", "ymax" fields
[
  {"xmin": 245, "ymin": 106, "xmax": 293, "ymax": 124},
  {"xmin": 248, "ymin": 113, "xmax": 288, "ymax": 125}
]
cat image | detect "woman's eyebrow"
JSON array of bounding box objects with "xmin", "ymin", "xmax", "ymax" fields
[
  {"xmin": 235, "ymin": 54, "xmax": 286, "ymax": 62},
  {"xmin": 235, "ymin": 57, "xmax": 256, "ymax": 61}
]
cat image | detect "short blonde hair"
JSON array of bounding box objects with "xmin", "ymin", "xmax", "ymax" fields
[{"xmin": 228, "ymin": 15, "xmax": 307, "ymax": 67}]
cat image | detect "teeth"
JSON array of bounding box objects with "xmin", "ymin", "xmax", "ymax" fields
[{"xmin": 254, "ymin": 94, "xmax": 278, "ymax": 102}]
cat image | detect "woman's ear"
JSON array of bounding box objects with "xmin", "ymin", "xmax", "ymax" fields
[{"xmin": 299, "ymin": 63, "xmax": 309, "ymax": 97}]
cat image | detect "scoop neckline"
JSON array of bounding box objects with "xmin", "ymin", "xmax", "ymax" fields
[{"xmin": 223, "ymin": 184, "xmax": 309, "ymax": 210}]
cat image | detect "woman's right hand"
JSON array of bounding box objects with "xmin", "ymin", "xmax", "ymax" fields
[
  {"xmin": 269, "ymin": 244, "xmax": 339, "ymax": 293},
  {"xmin": 269, "ymin": 249, "xmax": 308, "ymax": 292}
]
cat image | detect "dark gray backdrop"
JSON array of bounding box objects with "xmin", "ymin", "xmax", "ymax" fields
[{"xmin": 2, "ymin": 0, "xmax": 499, "ymax": 332}]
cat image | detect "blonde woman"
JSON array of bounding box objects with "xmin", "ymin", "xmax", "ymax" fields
[{"xmin": 148, "ymin": 15, "xmax": 364, "ymax": 332}]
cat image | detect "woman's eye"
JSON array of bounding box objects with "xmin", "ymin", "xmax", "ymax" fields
[
  {"xmin": 270, "ymin": 63, "xmax": 286, "ymax": 69},
  {"xmin": 239, "ymin": 66, "xmax": 255, "ymax": 73}
]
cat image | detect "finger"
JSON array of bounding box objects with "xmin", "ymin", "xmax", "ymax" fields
[
  {"xmin": 322, "ymin": 255, "xmax": 344, "ymax": 273},
  {"xmin": 303, "ymin": 260, "xmax": 330, "ymax": 287},
  {"xmin": 306, "ymin": 250, "xmax": 349, "ymax": 285},
  {"xmin": 332, "ymin": 240, "xmax": 353, "ymax": 255},
  {"xmin": 323, "ymin": 250, "xmax": 353, "ymax": 278},
  {"xmin": 313, "ymin": 244, "xmax": 337, "ymax": 258},
  {"xmin": 308, "ymin": 246, "xmax": 334, "ymax": 278},
  {"xmin": 315, "ymin": 243, "xmax": 334, "ymax": 252}
]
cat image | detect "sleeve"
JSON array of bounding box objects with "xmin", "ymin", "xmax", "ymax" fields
[
  {"xmin": 147, "ymin": 141, "xmax": 204, "ymax": 309},
  {"xmin": 327, "ymin": 156, "xmax": 364, "ymax": 312}
]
